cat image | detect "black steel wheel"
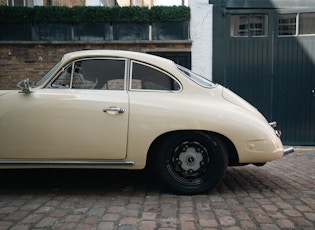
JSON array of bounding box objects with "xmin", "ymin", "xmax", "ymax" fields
[{"xmin": 154, "ymin": 131, "xmax": 228, "ymax": 194}]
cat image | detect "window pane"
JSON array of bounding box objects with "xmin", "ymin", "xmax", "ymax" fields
[
  {"xmin": 300, "ymin": 13, "xmax": 315, "ymax": 35},
  {"xmin": 51, "ymin": 59, "xmax": 126, "ymax": 90},
  {"xmin": 279, "ymin": 14, "xmax": 297, "ymax": 36},
  {"xmin": 231, "ymin": 15, "xmax": 249, "ymax": 37},
  {"xmin": 73, "ymin": 59, "xmax": 125, "ymax": 90},
  {"xmin": 8, "ymin": 0, "xmax": 24, "ymax": 6},
  {"xmin": 51, "ymin": 64, "xmax": 72, "ymax": 88},
  {"xmin": 131, "ymin": 62, "xmax": 180, "ymax": 91},
  {"xmin": 176, "ymin": 65, "xmax": 215, "ymax": 88},
  {"xmin": 250, "ymin": 15, "xmax": 268, "ymax": 36}
]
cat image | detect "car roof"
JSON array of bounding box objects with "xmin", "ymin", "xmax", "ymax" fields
[{"xmin": 63, "ymin": 50, "xmax": 175, "ymax": 68}]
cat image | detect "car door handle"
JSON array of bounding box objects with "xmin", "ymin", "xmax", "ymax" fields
[{"xmin": 103, "ymin": 107, "xmax": 125, "ymax": 114}]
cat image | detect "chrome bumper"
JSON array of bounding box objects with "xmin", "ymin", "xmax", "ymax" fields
[
  {"xmin": 268, "ymin": 122, "xmax": 294, "ymax": 156},
  {"xmin": 283, "ymin": 146, "xmax": 294, "ymax": 155}
]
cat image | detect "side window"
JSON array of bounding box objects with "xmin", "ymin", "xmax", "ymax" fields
[
  {"xmin": 131, "ymin": 61, "xmax": 180, "ymax": 91},
  {"xmin": 231, "ymin": 14, "xmax": 268, "ymax": 37},
  {"xmin": 278, "ymin": 14, "xmax": 297, "ymax": 36},
  {"xmin": 278, "ymin": 13, "xmax": 315, "ymax": 36},
  {"xmin": 300, "ymin": 13, "xmax": 315, "ymax": 35},
  {"xmin": 51, "ymin": 64, "xmax": 72, "ymax": 88},
  {"xmin": 51, "ymin": 58, "xmax": 126, "ymax": 90}
]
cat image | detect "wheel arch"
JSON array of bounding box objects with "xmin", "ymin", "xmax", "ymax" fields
[{"xmin": 146, "ymin": 130, "xmax": 239, "ymax": 168}]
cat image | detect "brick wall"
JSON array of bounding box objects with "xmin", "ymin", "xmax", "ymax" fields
[{"xmin": 0, "ymin": 41, "xmax": 191, "ymax": 90}]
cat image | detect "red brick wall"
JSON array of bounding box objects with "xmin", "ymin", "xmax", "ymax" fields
[{"xmin": 0, "ymin": 41, "xmax": 191, "ymax": 90}]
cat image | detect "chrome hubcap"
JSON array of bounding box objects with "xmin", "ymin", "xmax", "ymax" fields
[
  {"xmin": 170, "ymin": 141, "xmax": 210, "ymax": 182},
  {"xmin": 178, "ymin": 147, "xmax": 203, "ymax": 172}
]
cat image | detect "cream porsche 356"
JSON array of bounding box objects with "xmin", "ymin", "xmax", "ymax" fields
[{"xmin": 0, "ymin": 50, "xmax": 293, "ymax": 194}]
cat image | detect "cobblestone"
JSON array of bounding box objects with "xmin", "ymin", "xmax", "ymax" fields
[{"xmin": 0, "ymin": 148, "xmax": 314, "ymax": 229}]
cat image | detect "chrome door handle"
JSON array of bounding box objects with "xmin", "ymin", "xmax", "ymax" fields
[{"xmin": 103, "ymin": 107, "xmax": 125, "ymax": 114}]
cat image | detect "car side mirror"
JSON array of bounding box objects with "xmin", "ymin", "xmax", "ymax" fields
[{"xmin": 17, "ymin": 78, "xmax": 34, "ymax": 94}]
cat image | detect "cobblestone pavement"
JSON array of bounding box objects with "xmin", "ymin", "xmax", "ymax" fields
[{"xmin": 0, "ymin": 148, "xmax": 314, "ymax": 230}]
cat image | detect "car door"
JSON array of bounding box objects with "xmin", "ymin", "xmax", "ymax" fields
[{"xmin": 0, "ymin": 58, "xmax": 128, "ymax": 160}]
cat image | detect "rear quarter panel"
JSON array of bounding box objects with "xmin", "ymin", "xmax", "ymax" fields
[{"xmin": 126, "ymin": 86, "xmax": 284, "ymax": 168}]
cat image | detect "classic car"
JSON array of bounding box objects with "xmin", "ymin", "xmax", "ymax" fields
[{"xmin": 0, "ymin": 50, "xmax": 293, "ymax": 194}]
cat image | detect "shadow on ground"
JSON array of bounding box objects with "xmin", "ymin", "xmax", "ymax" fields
[
  {"xmin": 0, "ymin": 168, "xmax": 163, "ymax": 194},
  {"xmin": 0, "ymin": 164, "xmax": 288, "ymax": 196}
]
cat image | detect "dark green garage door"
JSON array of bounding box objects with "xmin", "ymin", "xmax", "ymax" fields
[
  {"xmin": 211, "ymin": 0, "xmax": 315, "ymax": 145},
  {"xmin": 274, "ymin": 35, "xmax": 315, "ymax": 145}
]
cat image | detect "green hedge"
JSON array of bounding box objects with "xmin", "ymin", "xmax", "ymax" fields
[
  {"xmin": 0, "ymin": 6, "xmax": 34, "ymax": 22},
  {"xmin": 150, "ymin": 6, "xmax": 190, "ymax": 22},
  {"xmin": 110, "ymin": 6, "xmax": 150, "ymax": 22},
  {"xmin": 34, "ymin": 6, "xmax": 73, "ymax": 22},
  {"xmin": 72, "ymin": 6, "xmax": 112, "ymax": 22},
  {"xmin": 0, "ymin": 5, "xmax": 190, "ymax": 23}
]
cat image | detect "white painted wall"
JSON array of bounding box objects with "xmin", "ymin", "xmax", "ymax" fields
[
  {"xmin": 189, "ymin": 0, "xmax": 213, "ymax": 80},
  {"xmin": 33, "ymin": 0, "xmax": 43, "ymax": 5}
]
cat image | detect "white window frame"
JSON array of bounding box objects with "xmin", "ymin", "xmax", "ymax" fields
[{"xmin": 278, "ymin": 12, "xmax": 315, "ymax": 37}]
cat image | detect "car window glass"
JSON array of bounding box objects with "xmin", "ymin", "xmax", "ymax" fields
[
  {"xmin": 176, "ymin": 65, "xmax": 216, "ymax": 88},
  {"xmin": 131, "ymin": 61, "xmax": 180, "ymax": 91},
  {"xmin": 51, "ymin": 63, "xmax": 72, "ymax": 88},
  {"xmin": 51, "ymin": 58, "xmax": 126, "ymax": 90}
]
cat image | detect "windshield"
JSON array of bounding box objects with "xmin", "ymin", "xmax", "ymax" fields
[
  {"xmin": 35, "ymin": 59, "xmax": 63, "ymax": 87},
  {"xmin": 176, "ymin": 65, "xmax": 216, "ymax": 88}
]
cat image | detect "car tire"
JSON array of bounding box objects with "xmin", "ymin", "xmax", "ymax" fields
[{"xmin": 154, "ymin": 131, "xmax": 228, "ymax": 194}]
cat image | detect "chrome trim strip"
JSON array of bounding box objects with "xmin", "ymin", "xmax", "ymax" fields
[
  {"xmin": 0, "ymin": 161, "xmax": 135, "ymax": 166},
  {"xmin": 283, "ymin": 146, "xmax": 294, "ymax": 155}
]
